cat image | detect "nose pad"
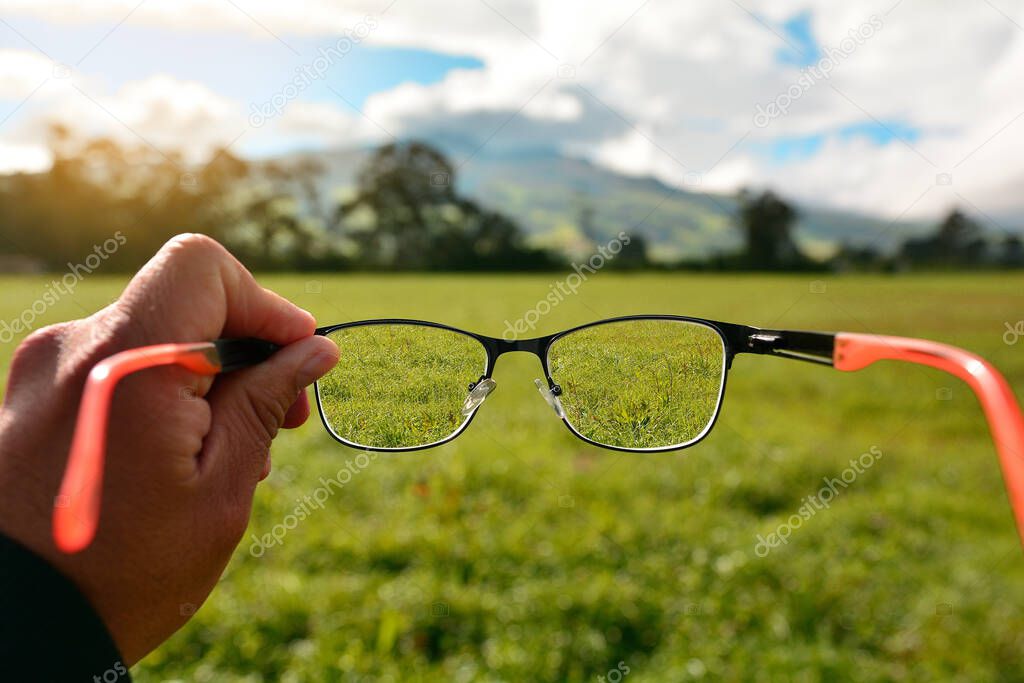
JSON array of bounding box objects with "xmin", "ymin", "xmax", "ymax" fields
[
  {"xmin": 534, "ymin": 378, "xmax": 565, "ymax": 418},
  {"xmin": 461, "ymin": 378, "xmax": 496, "ymax": 416}
]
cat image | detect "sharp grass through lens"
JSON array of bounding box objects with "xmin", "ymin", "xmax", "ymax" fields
[
  {"xmin": 317, "ymin": 324, "xmax": 488, "ymax": 449},
  {"xmin": 547, "ymin": 319, "xmax": 726, "ymax": 449}
]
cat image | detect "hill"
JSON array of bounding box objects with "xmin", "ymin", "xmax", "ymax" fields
[{"xmin": 284, "ymin": 145, "xmax": 932, "ymax": 261}]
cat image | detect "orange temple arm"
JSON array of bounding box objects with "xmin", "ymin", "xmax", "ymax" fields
[
  {"xmin": 834, "ymin": 332, "xmax": 1024, "ymax": 546},
  {"xmin": 53, "ymin": 343, "xmax": 222, "ymax": 554}
]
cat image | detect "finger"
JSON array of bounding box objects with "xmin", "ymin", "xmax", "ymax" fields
[
  {"xmin": 219, "ymin": 281, "xmax": 316, "ymax": 347},
  {"xmin": 199, "ymin": 335, "xmax": 339, "ymax": 491},
  {"xmin": 107, "ymin": 234, "xmax": 316, "ymax": 348},
  {"xmin": 282, "ymin": 389, "xmax": 311, "ymax": 430},
  {"xmin": 110, "ymin": 369, "xmax": 214, "ymax": 480},
  {"xmin": 261, "ymin": 390, "xmax": 311, "ymax": 483}
]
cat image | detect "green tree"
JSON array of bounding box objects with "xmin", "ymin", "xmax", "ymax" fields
[
  {"xmin": 0, "ymin": 126, "xmax": 331, "ymax": 272},
  {"xmin": 734, "ymin": 189, "xmax": 807, "ymax": 270},
  {"xmin": 899, "ymin": 208, "xmax": 987, "ymax": 268},
  {"xmin": 337, "ymin": 141, "xmax": 560, "ymax": 270},
  {"xmin": 1001, "ymin": 233, "xmax": 1024, "ymax": 268}
]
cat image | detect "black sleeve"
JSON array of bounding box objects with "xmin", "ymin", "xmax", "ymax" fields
[{"xmin": 0, "ymin": 532, "xmax": 132, "ymax": 682}]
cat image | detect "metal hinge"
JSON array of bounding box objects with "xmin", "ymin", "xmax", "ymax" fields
[{"xmin": 747, "ymin": 332, "xmax": 782, "ymax": 353}]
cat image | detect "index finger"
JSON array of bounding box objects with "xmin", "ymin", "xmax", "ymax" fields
[{"xmin": 111, "ymin": 234, "xmax": 315, "ymax": 347}]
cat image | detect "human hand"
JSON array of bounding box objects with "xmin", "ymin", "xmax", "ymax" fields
[{"xmin": 0, "ymin": 234, "xmax": 339, "ymax": 664}]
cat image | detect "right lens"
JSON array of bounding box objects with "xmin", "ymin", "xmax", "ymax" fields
[
  {"xmin": 316, "ymin": 323, "xmax": 489, "ymax": 449},
  {"xmin": 547, "ymin": 318, "xmax": 726, "ymax": 450}
]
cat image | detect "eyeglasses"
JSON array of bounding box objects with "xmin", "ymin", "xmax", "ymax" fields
[
  {"xmin": 53, "ymin": 315, "xmax": 1024, "ymax": 554},
  {"xmin": 314, "ymin": 317, "xmax": 731, "ymax": 452}
]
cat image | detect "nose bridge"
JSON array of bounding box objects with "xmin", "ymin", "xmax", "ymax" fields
[{"xmin": 491, "ymin": 336, "xmax": 546, "ymax": 358}]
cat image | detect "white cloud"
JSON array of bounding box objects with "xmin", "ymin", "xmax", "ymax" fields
[
  {"xmin": 0, "ymin": 0, "xmax": 380, "ymax": 38},
  {"xmin": 273, "ymin": 100, "xmax": 363, "ymax": 145},
  {"xmin": 5, "ymin": 74, "xmax": 247, "ymax": 163},
  {"xmin": 0, "ymin": 49, "xmax": 53, "ymax": 99},
  {"xmin": 0, "ymin": 140, "xmax": 49, "ymax": 173},
  {"xmin": 1, "ymin": 0, "xmax": 1023, "ymax": 221},
  {"xmin": 0, "ymin": 70, "xmax": 363, "ymax": 169}
]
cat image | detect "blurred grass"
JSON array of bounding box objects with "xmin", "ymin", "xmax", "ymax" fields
[{"xmin": 1, "ymin": 271, "xmax": 1022, "ymax": 682}]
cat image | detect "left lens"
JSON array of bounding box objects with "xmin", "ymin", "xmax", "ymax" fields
[
  {"xmin": 546, "ymin": 318, "xmax": 726, "ymax": 450},
  {"xmin": 316, "ymin": 323, "xmax": 488, "ymax": 449}
]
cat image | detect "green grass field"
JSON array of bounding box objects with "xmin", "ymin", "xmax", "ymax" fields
[{"xmin": 1, "ymin": 272, "xmax": 1022, "ymax": 682}]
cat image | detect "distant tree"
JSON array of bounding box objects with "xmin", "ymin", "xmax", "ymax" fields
[
  {"xmin": 899, "ymin": 208, "xmax": 986, "ymax": 268},
  {"xmin": 935, "ymin": 208, "xmax": 986, "ymax": 263},
  {"xmin": 226, "ymin": 156, "xmax": 337, "ymax": 270},
  {"xmin": 735, "ymin": 189, "xmax": 807, "ymax": 270},
  {"xmin": 1001, "ymin": 233, "xmax": 1024, "ymax": 268},
  {"xmin": 0, "ymin": 125, "xmax": 335, "ymax": 272},
  {"xmin": 0, "ymin": 126, "xmax": 348, "ymax": 270},
  {"xmin": 334, "ymin": 141, "xmax": 455, "ymax": 269},
  {"xmin": 336, "ymin": 141, "xmax": 561, "ymax": 270},
  {"xmin": 0, "ymin": 127, "xmax": 208, "ymax": 270},
  {"xmin": 610, "ymin": 233, "xmax": 649, "ymax": 270},
  {"xmin": 831, "ymin": 242, "xmax": 886, "ymax": 272}
]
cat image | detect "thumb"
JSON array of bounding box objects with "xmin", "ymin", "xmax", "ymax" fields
[{"xmin": 200, "ymin": 335, "xmax": 339, "ymax": 491}]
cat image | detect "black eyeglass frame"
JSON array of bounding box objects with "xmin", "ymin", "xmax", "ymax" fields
[
  {"xmin": 54, "ymin": 318, "xmax": 1024, "ymax": 552},
  {"xmin": 311, "ymin": 316, "xmax": 836, "ymax": 454}
]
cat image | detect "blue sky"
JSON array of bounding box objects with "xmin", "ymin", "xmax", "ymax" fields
[
  {"xmin": 0, "ymin": 13, "xmax": 482, "ymax": 109},
  {"xmin": 758, "ymin": 120, "xmax": 923, "ymax": 162},
  {"xmin": 775, "ymin": 10, "xmax": 822, "ymax": 67},
  {"xmin": 762, "ymin": 10, "xmax": 921, "ymax": 161}
]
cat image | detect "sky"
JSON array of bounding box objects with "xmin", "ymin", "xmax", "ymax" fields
[{"xmin": 1, "ymin": 0, "xmax": 1023, "ymax": 226}]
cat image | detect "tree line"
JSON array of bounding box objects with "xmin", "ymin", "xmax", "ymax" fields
[{"xmin": 0, "ymin": 128, "xmax": 1019, "ymax": 273}]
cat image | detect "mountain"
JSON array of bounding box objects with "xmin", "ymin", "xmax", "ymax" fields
[{"xmin": 284, "ymin": 145, "xmax": 933, "ymax": 261}]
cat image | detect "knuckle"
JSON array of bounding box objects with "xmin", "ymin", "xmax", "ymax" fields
[
  {"xmin": 13, "ymin": 321, "xmax": 71, "ymax": 363},
  {"xmin": 61, "ymin": 307, "xmax": 150, "ymax": 378},
  {"xmin": 156, "ymin": 233, "xmax": 232, "ymax": 279},
  {"xmin": 5, "ymin": 322, "xmax": 73, "ymax": 396},
  {"xmin": 162, "ymin": 232, "xmax": 225, "ymax": 261},
  {"xmin": 115, "ymin": 232, "xmax": 234, "ymax": 342},
  {"xmin": 154, "ymin": 232, "xmax": 240, "ymax": 302},
  {"xmin": 76, "ymin": 306, "xmax": 134, "ymax": 355}
]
